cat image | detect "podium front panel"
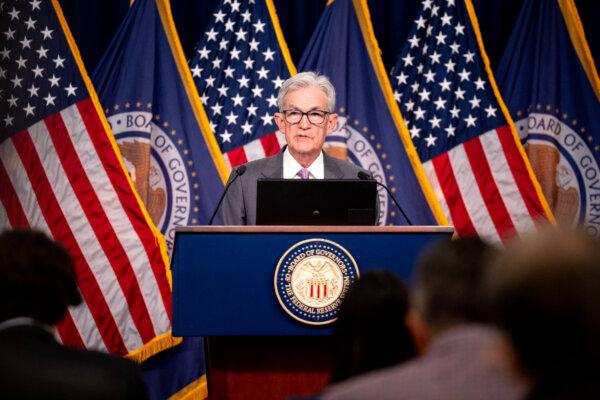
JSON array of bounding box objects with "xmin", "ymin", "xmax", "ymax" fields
[{"xmin": 172, "ymin": 226, "xmax": 452, "ymax": 337}]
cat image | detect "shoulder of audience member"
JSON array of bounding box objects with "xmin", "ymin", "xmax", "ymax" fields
[{"xmin": 321, "ymin": 360, "xmax": 417, "ymax": 400}]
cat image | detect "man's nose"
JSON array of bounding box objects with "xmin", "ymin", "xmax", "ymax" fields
[{"xmin": 298, "ymin": 114, "xmax": 311, "ymax": 129}]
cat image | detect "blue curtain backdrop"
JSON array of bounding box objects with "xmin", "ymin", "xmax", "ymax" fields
[{"xmin": 61, "ymin": 0, "xmax": 599, "ymax": 78}]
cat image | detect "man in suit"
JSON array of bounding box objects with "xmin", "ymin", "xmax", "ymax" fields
[
  {"xmin": 321, "ymin": 238, "xmax": 527, "ymax": 400},
  {"xmin": 0, "ymin": 229, "xmax": 148, "ymax": 400},
  {"xmin": 221, "ymin": 71, "xmax": 370, "ymax": 225}
]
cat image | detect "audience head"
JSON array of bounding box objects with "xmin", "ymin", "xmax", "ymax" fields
[
  {"xmin": 331, "ymin": 269, "xmax": 415, "ymax": 383},
  {"xmin": 487, "ymin": 228, "xmax": 600, "ymax": 387},
  {"xmin": 0, "ymin": 229, "xmax": 81, "ymax": 325},
  {"xmin": 412, "ymin": 237, "xmax": 496, "ymax": 335}
]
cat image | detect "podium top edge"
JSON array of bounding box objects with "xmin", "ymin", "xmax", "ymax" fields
[{"xmin": 175, "ymin": 226, "xmax": 455, "ymax": 234}]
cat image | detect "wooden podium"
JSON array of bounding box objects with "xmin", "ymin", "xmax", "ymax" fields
[{"xmin": 171, "ymin": 226, "xmax": 453, "ymax": 399}]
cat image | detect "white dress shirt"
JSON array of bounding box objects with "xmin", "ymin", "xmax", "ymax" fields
[{"xmin": 282, "ymin": 147, "xmax": 325, "ymax": 179}]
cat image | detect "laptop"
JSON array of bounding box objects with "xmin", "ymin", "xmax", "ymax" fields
[{"xmin": 255, "ymin": 179, "xmax": 378, "ymax": 225}]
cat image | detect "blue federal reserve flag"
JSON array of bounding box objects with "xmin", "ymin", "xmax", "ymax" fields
[
  {"xmin": 92, "ymin": 0, "xmax": 226, "ymax": 398},
  {"xmin": 93, "ymin": 0, "xmax": 228, "ymax": 252},
  {"xmin": 298, "ymin": 0, "xmax": 446, "ymax": 226},
  {"xmin": 496, "ymin": 0, "xmax": 600, "ymax": 236}
]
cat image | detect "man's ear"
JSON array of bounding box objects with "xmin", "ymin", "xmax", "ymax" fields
[
  {"xmin": 405, "ymin": 309, "xmax": 431, "ymax": 355},
  {"xmin": 326, "ymin": 113, "xmax": 338, "ymax": 135},
  {"xmin": 274, "ymin": 112, "xmax": 285, "ymax": 132}
]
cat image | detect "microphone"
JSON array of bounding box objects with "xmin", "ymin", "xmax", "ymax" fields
[
  {"xmin": 357, "ymin": 171, "xmax": 413, "ymax": 226},
  {"xmin": 208, "ymin": 165, "xmax": 247, "ymax": 225}
]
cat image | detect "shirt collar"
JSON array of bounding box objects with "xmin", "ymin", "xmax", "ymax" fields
[{"xmin": 283, "ymin": 148, "xmax": 325, "ymax": 179}]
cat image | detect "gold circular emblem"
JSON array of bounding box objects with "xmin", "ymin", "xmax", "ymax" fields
[{"xmin": 274, "ymin": 238, "xmax": 359, "ymax": 325}]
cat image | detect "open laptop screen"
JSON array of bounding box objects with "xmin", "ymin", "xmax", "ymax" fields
[{"xmin": 256, "ymin": 179, "xmax": 378, "ymax": 225}]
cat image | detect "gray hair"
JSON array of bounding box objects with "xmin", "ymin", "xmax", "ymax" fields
[{"xmin": 277, "ymin": 71, "xmax": 336, "ymax": 112}]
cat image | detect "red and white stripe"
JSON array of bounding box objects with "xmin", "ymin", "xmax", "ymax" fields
[
  {"xmin": 223, "ymin": 131, "xmax": 286, "ymax": 170},
  {"xmin": 423, "ymin": 125, "xmax": 545, "ymax": 242},
  {"xmin": 0, "ymin": 99, "xmax": 172, "ymax": 354}
]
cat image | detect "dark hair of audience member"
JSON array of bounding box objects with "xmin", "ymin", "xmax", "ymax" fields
[
  {"xmin": 0, "ymin": 229, "xmax": 82, "ymax": 325},
  {"xmin": 486, "ymin": 229, "xmax": 600, "ymax": 400},
  {"xmin": 330, "ymin": 269, "xmax": 416, "ymax": 383},
  {"xmin": 413, "ymin": 237, "xmax": 496, "ymax": 332}
]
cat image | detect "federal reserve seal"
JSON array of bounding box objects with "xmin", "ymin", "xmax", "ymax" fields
[
  {"xmin": 274, "ymin": 239, "xmax": 359, "ymax": 325},
  {"xmin": 107, "ymin": 108, "xmax": 201, "ymax": 252},
  {"xmin": 516, "ymin": 112, "xmax": 600, "ymax": 236},
  {"xmin": 324, "ymin": 114, "xmax": 395, "ymax": 225}
]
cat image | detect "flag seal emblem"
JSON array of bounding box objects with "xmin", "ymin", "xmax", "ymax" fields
[
  {"xmin": 107, "ymin": 110, "xmax": 201, "ymax": 250},
  {"xmin": 274, "ymin": 238, "xmax": 359, "ymax": 325},
  {"xmin": 326, "ymin": 116, "xmax": 393, "ymax": 223},
  {"xmin": 516, "ymin": 113, "xmax": 600, "ymax": 235}
]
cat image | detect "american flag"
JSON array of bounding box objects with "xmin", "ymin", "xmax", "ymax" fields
[
  {"xmin": 0, "ymin": 0, "xmax": 172, "ymax": 357},
  {"xmin": 391, "ymin": 0, "xmax": 552, "ymax": 241},
  {"xmin": 188, "ymin": 0, "xmax": 295, "ymax": 169}
]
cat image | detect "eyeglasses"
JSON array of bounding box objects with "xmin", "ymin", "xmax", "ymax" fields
[{"xmin": 281, "ymin": 109, "xmax": 330, "ymax": 125}]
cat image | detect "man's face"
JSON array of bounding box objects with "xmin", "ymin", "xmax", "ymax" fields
[{"xmin": 274, "ymin": 86, "xmax": 337, "ymax": 164}]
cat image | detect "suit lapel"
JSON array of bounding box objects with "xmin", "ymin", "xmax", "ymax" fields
[
  {"xmin": 260, "ymin": 148, "xmax": 284, "ymax": 178},
  {"xmin": 324, "ymin": 152, "xmax": 344, "ymax": 179}
]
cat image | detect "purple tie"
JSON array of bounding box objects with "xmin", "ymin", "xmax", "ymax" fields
[{"xmin": 297, "ymin": 168, "xmax": 310, "ymax": 180}]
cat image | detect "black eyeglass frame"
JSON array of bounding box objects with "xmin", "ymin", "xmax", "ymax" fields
[{"xmin": 280, "ymin": 109, "xmax": 331, "ymax": 125}]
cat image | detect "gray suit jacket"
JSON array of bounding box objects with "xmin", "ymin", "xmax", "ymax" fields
[{"xmin": 221, "ymin": 148, "xmax": 370, "ymax": 225}]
